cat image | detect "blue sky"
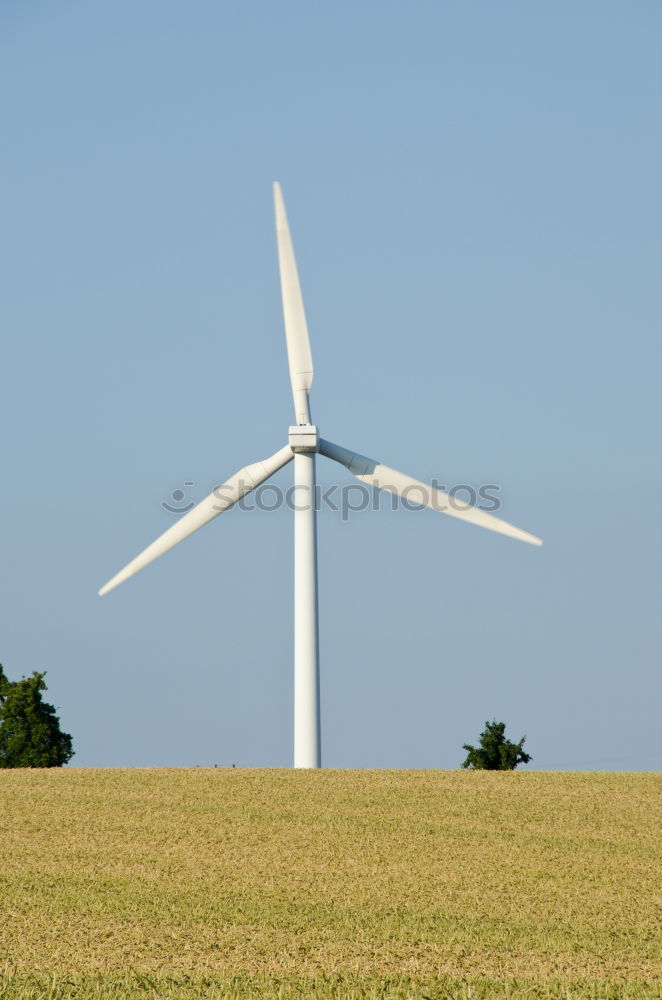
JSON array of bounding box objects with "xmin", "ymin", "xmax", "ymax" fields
[{"xmin": 1, "ymin": 1, "xmax": 660, "ymax": 769}]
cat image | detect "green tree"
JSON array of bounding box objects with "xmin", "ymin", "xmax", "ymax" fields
[
  {"xmin": 461, "ymin": 719, "xmax": 531, "ymax": 770},
  {"xmin": 0, "ymin": 665, "xmax": 74, "ymax": 768}
]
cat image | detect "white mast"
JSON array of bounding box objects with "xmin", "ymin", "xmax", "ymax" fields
[{"xmin": 293, "ymin": 449, "xmax": 321, "ymax": 767}]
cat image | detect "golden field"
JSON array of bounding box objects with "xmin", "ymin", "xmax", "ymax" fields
[{"xmin": 0, "ymin": 769, "xmax": 660, "ymax": 999}]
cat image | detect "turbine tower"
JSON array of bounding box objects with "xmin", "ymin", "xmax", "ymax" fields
[{"xmin": 99, "ymin": 183, "xmax": 542, "ymax": 768}]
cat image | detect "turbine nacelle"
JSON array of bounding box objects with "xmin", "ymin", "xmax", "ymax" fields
[{"xmin": 288, "ymin": 425, "xmax": 319, "ymax": 453}]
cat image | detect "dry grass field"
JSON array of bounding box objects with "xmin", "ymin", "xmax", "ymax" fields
[{"xmin": 0, "ymin": 769, "xmax": 660, "ymax": 999}]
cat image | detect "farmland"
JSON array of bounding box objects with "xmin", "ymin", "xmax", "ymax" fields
[{"xmin": 0, "ymin": 769, "xmax": 660, "ymax": 999}]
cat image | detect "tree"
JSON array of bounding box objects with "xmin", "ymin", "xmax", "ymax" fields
[
  {"xmin": 0, "ymin": 665, "xmax": 74, "ymax": 768},
  {"xmin": 461, "ymin": 719, "xmax": 531, "ymax": 770}
]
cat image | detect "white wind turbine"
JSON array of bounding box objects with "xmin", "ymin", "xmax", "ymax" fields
[{"xmin": 99, "ymin": 183, "xmax": 542, "ymax": 768}]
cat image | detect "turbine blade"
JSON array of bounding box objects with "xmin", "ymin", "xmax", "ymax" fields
[
  {"xmin": 274, "ymin": 182, "xmax": 314, "ymax": 425},
  {"xmin": 319, "ymin": 438, "xmax": 543, "ymax": 547},
  {"xmin": 99, "ymin": 444, "xmax": 294, "ymax": 596}
]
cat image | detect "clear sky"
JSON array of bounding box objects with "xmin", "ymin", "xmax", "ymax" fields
[{"xmin": 1, "ymin": 1, "xmax": 659, "ymax": 770}]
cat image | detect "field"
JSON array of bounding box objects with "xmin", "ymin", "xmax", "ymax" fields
[{"xmin": 0, "ymin": 770, "xmax": 660, "ymax": 999}]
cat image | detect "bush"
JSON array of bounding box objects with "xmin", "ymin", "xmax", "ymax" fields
[{"xmin": 0, "ymin": 664, "xmax": 74, "ymax": 767}]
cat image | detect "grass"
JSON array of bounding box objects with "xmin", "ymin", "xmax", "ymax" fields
[{"xmin": 0, "ymin": 769, "xmax": 660, "ymax": 998}]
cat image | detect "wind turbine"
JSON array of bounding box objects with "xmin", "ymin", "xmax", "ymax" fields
[{"xmin": 99, "ymin": 183, "xmax": 542, "ymax": 768}]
